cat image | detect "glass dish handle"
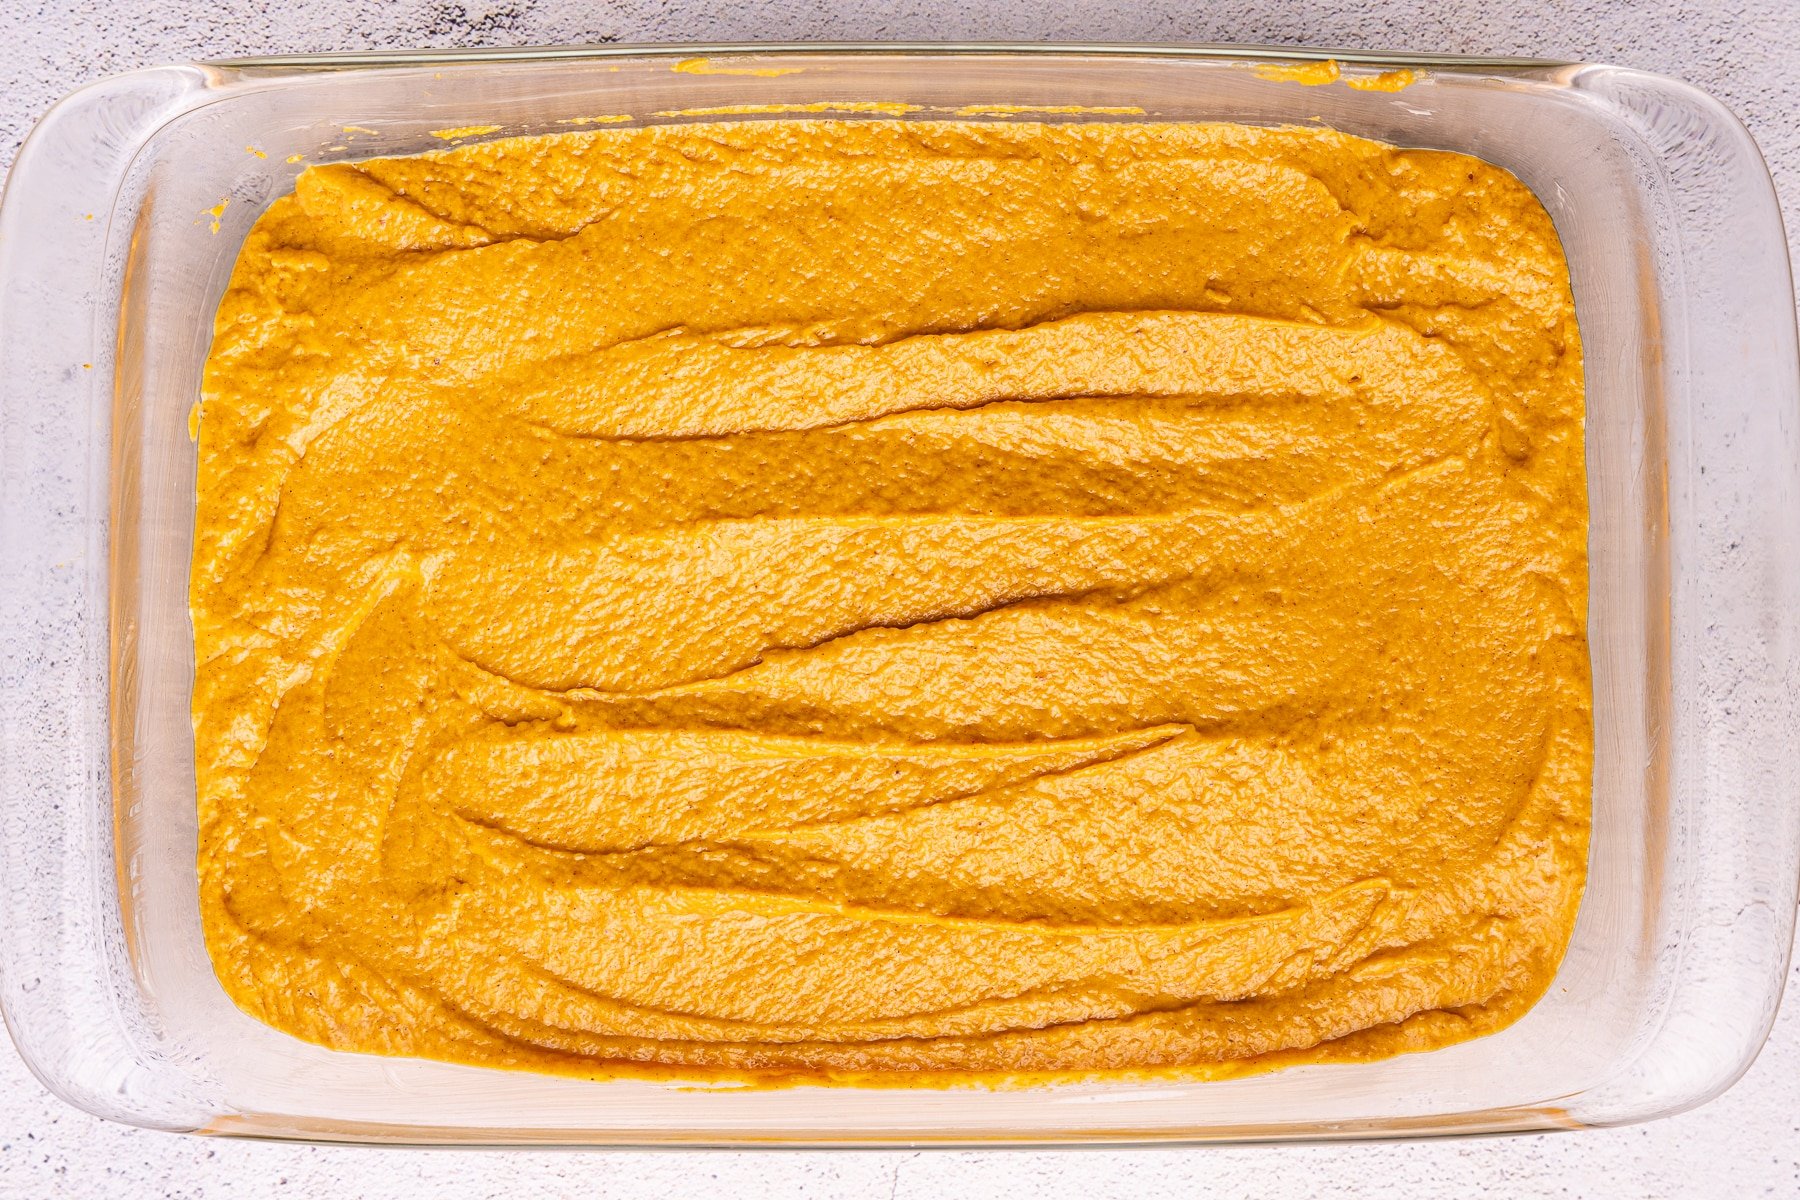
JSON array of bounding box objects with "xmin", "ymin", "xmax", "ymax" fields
[{"xmin": 0, "ymin": 65, "xmax": 215, "ymax": 1131}]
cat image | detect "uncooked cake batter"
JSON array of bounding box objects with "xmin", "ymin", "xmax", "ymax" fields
[{"xmin": 191, "ymin": 119, "xmax": 1590, "ymax": 1083}]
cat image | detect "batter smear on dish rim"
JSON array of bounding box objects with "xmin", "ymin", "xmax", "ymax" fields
[{"xmin": 192, "ymin": 119, "xmax": 1591, "ymax": 1083}]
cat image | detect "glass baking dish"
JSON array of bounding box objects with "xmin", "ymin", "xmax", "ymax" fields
[{"xmin": 1, "ymin": 42, "xmax": 1797, "ymax": 1147}]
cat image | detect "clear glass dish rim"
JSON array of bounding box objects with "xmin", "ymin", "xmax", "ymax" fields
[{"xmin": 204, "ymin": 39, "xmax": 1578, "ymax": 72}]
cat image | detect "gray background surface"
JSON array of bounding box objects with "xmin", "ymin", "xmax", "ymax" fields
[{"xmin": 3, "ymin": 1, "xmax": 1798, "ymax": 1196}]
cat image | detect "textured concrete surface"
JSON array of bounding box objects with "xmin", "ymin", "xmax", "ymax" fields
[{"xmin": 3, "ymin": 1, "xmax": 1798, "ymax": 1196}]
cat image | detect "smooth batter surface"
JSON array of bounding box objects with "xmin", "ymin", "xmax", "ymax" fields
[{"xmin": 192, "ymin": 119, "xmax": 1590, "ymax": 1084}]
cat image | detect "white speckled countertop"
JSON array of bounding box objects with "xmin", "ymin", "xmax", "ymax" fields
[{"xmin": 3, "ymin": 1, "xmax": 1797, "ymax": 1196}]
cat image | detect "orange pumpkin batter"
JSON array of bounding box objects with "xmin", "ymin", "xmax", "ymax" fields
[{"xmin": 192, "ymin": 119, "xmax": 1590, "ymax": 1083}]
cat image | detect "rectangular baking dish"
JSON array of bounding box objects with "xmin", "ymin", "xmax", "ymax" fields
[{"xmin": 1, "ymin": 42, "xmax": 1797, "ymax": 1146}]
